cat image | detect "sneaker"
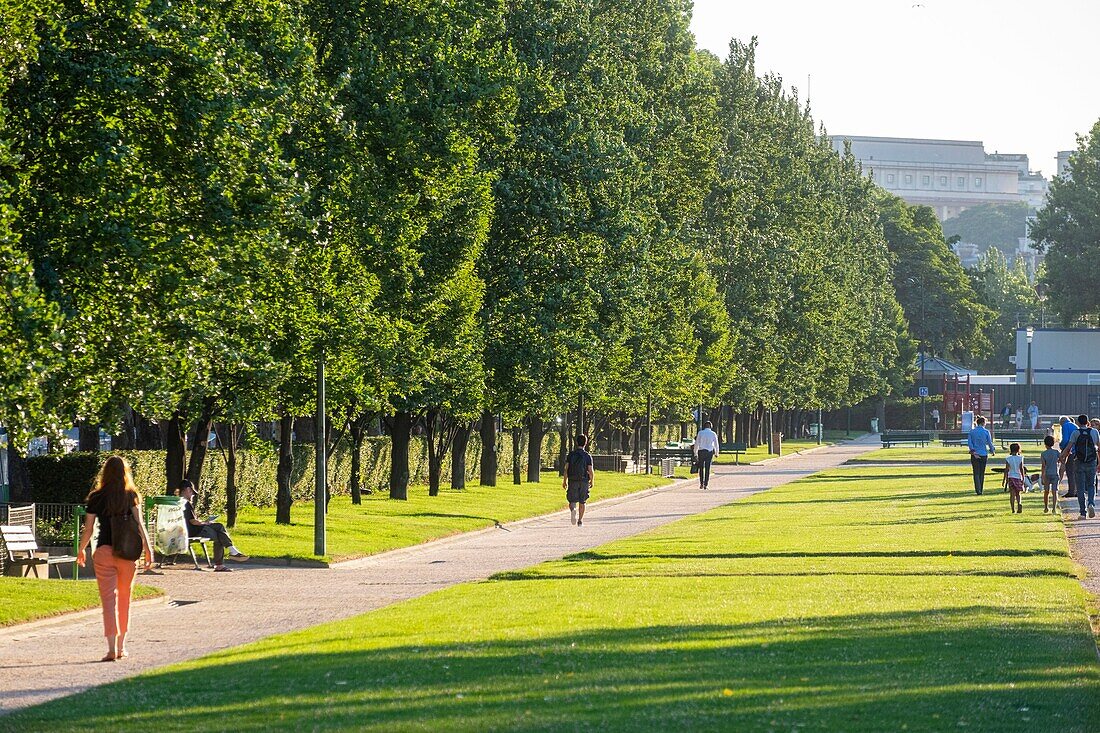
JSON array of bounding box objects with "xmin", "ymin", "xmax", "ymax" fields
[
  {"xmin": 1044, "ymin": 508, "xmax": 1049, "ymax": 513},
  {"xmin": 213, "ymin": 565, "xmax": 233, "ymax": 572},
  {"xmin": 1080, "ymin": 513, "xmax": 1087, "ymax": 519},
  {"xmin": 570, "ymin": 507, "xmax": 577, "ymax": 525},
  {"xmin": 577, "ymin": 519, "xmax": 582, "ymax": 527},
  {"xmin": 1090, "ymin": 505, "xmax": 1096, "ymax": 518},
  {"xmin": 228, "ymin": 553, "xmax": 248, "ymax": 562}
]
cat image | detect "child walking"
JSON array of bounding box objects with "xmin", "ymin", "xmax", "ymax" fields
[
  {"xmin": 1040, "ymin": 435, "xmax": 1061, "ymax": 514},
  {"xmin": 1002, "ymin": 442, "xmax": 1029, "ymax": 514}
]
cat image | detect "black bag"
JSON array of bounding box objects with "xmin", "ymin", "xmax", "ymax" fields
[
  {"xmin": 690, "ymin": 457, "xmax": 699, "ymax": 474},
  {"xmin": 567, "ymin": 449, "xmax": 589, "ymax": 482},
  {"xmin": 1075, "ymin": 426, "xmax": 1097, "ymax": 465},
  {"xmin": 110, "ymin": 510, "xmax": 144, "ymax": 561}
]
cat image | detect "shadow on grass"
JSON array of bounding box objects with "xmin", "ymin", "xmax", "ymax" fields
[{"xmin": 6, "ymin": 611, "xmax": 1098, "ymax": 732}]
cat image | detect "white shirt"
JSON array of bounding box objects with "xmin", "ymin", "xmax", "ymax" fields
[
  {"xmin": 1005, "ymin": 454, "xmax": 1024, "ymax": 480},
  {"xmin": 694, "ymin": 428, "xmax": 720, "ymax": 454}
]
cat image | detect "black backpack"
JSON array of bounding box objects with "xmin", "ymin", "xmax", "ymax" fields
[
  {"xmin": 567, "ymin": 450, "xmax": 589, "ymax": 481},
  {"xmin": 1075, "ymin": 426, "xmax": 1097, "ymax": 464}
]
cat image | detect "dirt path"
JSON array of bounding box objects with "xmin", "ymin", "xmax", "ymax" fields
[{"xmin": 0, "ymin": 436, "xmax": 880, "ymax": 712}]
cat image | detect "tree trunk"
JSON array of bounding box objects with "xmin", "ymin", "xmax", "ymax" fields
[
  {"xmin": 7, "ymin": 443, "xmax": 31, "ymax": 502},
  {"xmin": 451, "ymin": 422, "xmax": 471, "ymax": 490},
  {"xmin": 186, "ymin": 396, "xmax": 217, "ymax": 488},
  {"xmin": 425, "ymin": 408, "xmax": 443, "ymax": 497},
  {"xmin": 276, "ymin": 413, "xmax": 294, "ymax": 524},
  {"xmin": 219, "ymin": 423, "xmax": 239, "ymax": 529},
  {"xmin": 512, "ymin": 425, "xmax": 523, "ymax": 485},
  {"xmin": 389, "ymin": 410, "xmax": 412, "ymax": 500},
  {"xmin": 526, "ymin": 415, "xmax": 544, "ymax": 483},
  {"xmin": 78, "ymin": 422, "xmax": 100, "ymax": 452},
  {"xmin": 164, "ymin": 411, "xmax": 186, "ymax": 494},
  {"xmin": 478, "ymin": 409, "xmax": 497, "ymax": 487},
  {"xmin": 349, "ymin": 413, "xmax": 368, "ymax": 504},
  {"xmin": 559, "ymin": 412, "xmax": 570, "ymax": 476}
]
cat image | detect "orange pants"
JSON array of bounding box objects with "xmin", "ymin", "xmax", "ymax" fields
[{"xmin": 92, "ymin": 545, "xmax": 137, "ymax": 638}]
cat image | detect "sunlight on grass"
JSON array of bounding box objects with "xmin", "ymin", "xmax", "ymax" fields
[
  {"xmin": 0, "ymin": 577, "xmax": 161, "ymax": 627},
  {"xmin": 8, "ymin": 457, "xmax": 1097, "ymax": 731}
]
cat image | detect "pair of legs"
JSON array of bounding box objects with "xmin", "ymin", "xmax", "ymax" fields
[
  {"xmin": 1043, "ymin": 476, "xmax": 1059, "ymax": 512},
  {"xmin": 93, "ymin": 546, "xmax": 137, "ymax": 660},
  {"xmin": 1064, "ymin": 455, "xmax": 1077, "ymax": 497},
  {"xmin": 970, "ymin": 454, "xmax": 988, "ymax": 495},
  {"xmin": 697, "ymin": 449, "xmax": 714, "ymax": 489},
  {"xmin": 199, "ymin": 522, "xmax": 245, "ymax": 567},
  {"xmin": 567, "ymin": 483, "xmax": 589, "ymax": 526},
  {"xmin": 1076, "ymin": 461, "xmax": 1097, "ymax": 517},
  {"xmin": 1007, "ymin": 478, "xmax": 1023, "ymax": 513}
]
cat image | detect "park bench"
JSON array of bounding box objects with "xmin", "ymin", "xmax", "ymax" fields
[
  {"xmin": 649, "ymin": 447, "xmax": 695, "ymax": 463},
  {"xmin": 720, "ymin": 442, "xmax": 749, "ymax": 464},
  {"xmin": 994, "ymin": 430, "xmax": 1047, "ymax": 448},
  {"xmin": 880, "ymin": 431, "xmax": 932, "ymax": 447},
  {"xmin": 1, "ymin": 525, "xmax": 77, "ymax": 579},
  {"xmin": 938, "ymin": 431, "xmax": 968, "ymax": 447}
]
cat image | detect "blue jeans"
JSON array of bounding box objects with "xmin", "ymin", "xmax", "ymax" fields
[{"xmin": 1075, "ymin": 461, "xmax": 1097, "ymax": 514}]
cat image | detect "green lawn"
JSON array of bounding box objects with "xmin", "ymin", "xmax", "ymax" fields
[
  {"xmin": 9, "ymin": 456, "xmax": 1097, "ymax": 731},
  {"xmin": 232, "ymin": 471, "xmax": 672, "ymax": 564},
  {"xmin": 0, "ymin": 577, "xmax": 162, "ymax": 627},
  {"xmin": 850, "ymin": 444, "xmax": 977, "ymax": 463}
]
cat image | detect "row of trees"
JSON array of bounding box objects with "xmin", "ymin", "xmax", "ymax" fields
[{"xmin": 2, "ymin": 0, "xmax": 919, "ymax": 520}]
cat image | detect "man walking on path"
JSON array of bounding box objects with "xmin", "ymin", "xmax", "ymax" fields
[
  {"xmin": 693, "ymin": 421, "xmax": 720, "ymax": 490},
  {"xmin": 967, "ymin": 416, "xmax": 995, "ymax": 495},
  {"xmin": 1059, "ymin": 415, "xmax": 1078, "ymax": 498},
  {"xmin": 1028, "ymin": 401, "xmax": 1040, "ymax": 430},
  {"xmin": 563, "ymin": 434, "xmax": 594, "ymax": 526},
  {"xmin": 1061, "ymin": 414, "xmax": 1099, "ymax": 518}
]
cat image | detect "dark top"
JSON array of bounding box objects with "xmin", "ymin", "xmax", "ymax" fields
[
  {"xmin": 182, "ymin": 498, "xmax": 203, "ymax": 537},
  {"xmin": 85, "ymin": 493, "xmax": 136, "ymax": 549},
  {"xmin": 566, "ymin": 448, "xmax": 593, "ymax": 484}
]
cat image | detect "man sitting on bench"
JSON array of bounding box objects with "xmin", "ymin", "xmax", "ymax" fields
[{"xmin": 179, "ymin": 480, "xmax": 248, "ymax": 572}]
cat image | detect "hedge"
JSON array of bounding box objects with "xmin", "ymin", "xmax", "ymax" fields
[{"xmin": 28, "ymin": 432, "xmax": 563, "ymax": 512}]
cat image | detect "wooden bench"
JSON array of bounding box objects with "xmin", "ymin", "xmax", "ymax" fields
[
  {"xmin": 880, "ymin": 431, "xmax": 933, "ymax": 447},
  {"xmin": 938, "ymin": 431, "xmax": 968, "ymax": 446},
  {"xmin": 720, "ymin": 442, "xmax": 749, "ymax": 464},
  {"xmin": 994, "ymin": 430, "xmax": 1048, "ymax": 448},
  {"xmin": 649, "ymin": 447, "xmax": 695, "ymax": 462},
  {"xmin": 1, "ymin": 525, "xmax": 77, "ymax": 579}
]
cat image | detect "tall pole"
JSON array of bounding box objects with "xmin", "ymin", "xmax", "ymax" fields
[
  {"xmin": 817, "ymin": 407, "xmax": 822, "ymax": 445},
  {"xmin": 1027, "ymin": 338, "xmax": 1033, "ymax": 408},
  {"xmin": 645, "ymin": 394, "xmax": 652, "ymax": 476},
  {"xmin": 920, "ymin": 345, "xmax": 927, "ymax": 431},
  {"xmin": 314, "ymin": 355, "xmax": 326, "ymax": 557}
]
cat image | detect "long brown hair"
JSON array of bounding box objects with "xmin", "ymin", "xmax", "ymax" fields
[{"xmin": 85, "ymin": 456, "xmax": 141, "ymax": 516}]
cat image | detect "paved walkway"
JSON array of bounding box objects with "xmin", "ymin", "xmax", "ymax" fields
[
  {"xmin": 0, "ymin": 436, "xmax": 880, "ymax": 712},
  {"xmin": 1061, "ymin": 493, "xmax": 1100, "ymax": 610}
]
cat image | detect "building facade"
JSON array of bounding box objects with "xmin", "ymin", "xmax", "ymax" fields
[{"xmin": 1015, "ymin": 328, "xmax": 1100, "ymax": 385}]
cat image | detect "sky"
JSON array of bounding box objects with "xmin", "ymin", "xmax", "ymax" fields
[{"xmin": 689, "ymin": 0, "xmax": 1099, "ymax": 175}]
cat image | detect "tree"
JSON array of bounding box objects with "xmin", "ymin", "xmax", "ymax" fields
[
  {"xmin": 967, "ymin": 248, "xmax": 1039, "ymax": 373},
  {"xmin": 941, "ymin": 202, "xmax": 1031, "ymax": 255},
  {"xmin": 1031, "ymin": 119, "xmax": 1100, "ymax": 324}
]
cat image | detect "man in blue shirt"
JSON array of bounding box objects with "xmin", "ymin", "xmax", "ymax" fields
[
  {"xmin": 1058, "ymin": 415, "xmax": 1078, "ymax": 499},
  {"xmin": 1060, "ymin": 414, "xmax": 1099, "ymax": 518},
  {"xmin": 967, "ymin": 416, "xmax": 996, "ymax": 495}
]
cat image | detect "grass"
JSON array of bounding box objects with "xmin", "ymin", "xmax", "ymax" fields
[
  {"xmin": 848, "ymin": 444, "xmax": 974, "ymax": 463},
  {"xmin": 231, "ymin": 471, "xmax": 672, "ymax": 564},
  {"xmin": 8, "ymin": 453, "xmax": 1098, "ymax": 731},
  {"xmin": 0, "ymin": 577, "xmax": 162, "ymax": 627}
]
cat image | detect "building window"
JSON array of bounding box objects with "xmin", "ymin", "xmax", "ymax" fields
[
  {"xmin": 887, "ymin": 174, "xmax": 895, "ymax": 184},
  {"xmin": 922, "ymin": 175, "xmax": 931, "ymax": 186},
  {"xmin": 905, "ymin": 174, "xmax": 913, "ymax": 185},
  {"xmin": 957, "ymin": 176, "xmax": 965, "ymax": 188},
  {"xmin": 975, "ymin": 177, "xmax": 982, "ymax": 187}
]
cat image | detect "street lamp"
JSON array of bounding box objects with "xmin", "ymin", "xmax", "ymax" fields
[{"xmin": 1025, "ymin": 326, "xmax": 1034, "ymax": 412}]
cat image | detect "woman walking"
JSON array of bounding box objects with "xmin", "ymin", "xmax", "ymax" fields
[{"xmin": 76, "ymin": 456, "xmax": 153, "ymax": 661}]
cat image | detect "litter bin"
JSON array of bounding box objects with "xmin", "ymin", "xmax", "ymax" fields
[
  {"xmin": 870, "ymin": 417, "xmax": 880, "ymax": 434},
  {"xmin": 809, "ymin": 423, "xmax": 821, "ymax": 438},
  {"xmin": 770, "ymin": 432, "xmax": 783, "ymax": 456}
]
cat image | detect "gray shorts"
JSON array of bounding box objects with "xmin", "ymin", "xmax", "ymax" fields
[{"xmin": 567, "ymin": 481, "xmax": 590, "ymax": 504}]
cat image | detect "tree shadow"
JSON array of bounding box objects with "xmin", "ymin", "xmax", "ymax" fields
[{"xmin": 8, "ymin": 611, "xmax": 1098, "ymax": 731}]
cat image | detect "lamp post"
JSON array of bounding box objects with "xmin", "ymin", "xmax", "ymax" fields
[{"xmin": 1025, "ymin": 326, "xmax": 1034, "ymax": 410}]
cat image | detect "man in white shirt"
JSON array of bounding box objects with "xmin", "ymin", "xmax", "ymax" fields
[{"xmin": 693, "ymin": 421, "xmax": 721, "ymax": 490}]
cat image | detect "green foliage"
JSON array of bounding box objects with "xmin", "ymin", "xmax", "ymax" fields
[
  {"xmin": 967, "ymin": 248, "xmax": 1039, "ymax": 373},
  {"xmin": 1031, "ymin": 119, "xmax": 1100, "ymax": 324},
  {"xmin": 942, "ymin": 202, "xmax": 1031, "ymax": 253}
]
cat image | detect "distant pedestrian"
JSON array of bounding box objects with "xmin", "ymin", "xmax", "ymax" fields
[
  {"xmin": 179, "ymin": 481, "xmax": 249, "ymax": 570},
  {"xmin": 693, "ymin": 421, "xmax": 720, "ymax": 490},
  {"xmin": 1027, "ymin": 401, "xmax": 1040, "ymax": 430},
  {"xmin": 1002, "ymin": 403, "xmax": 1013, "ymax": 428},
  {"xmin": 930, "ymin": 407, "xmax": 941, "ymax": 431},
  {"xmin": 1059, "ymin": 415, "xmax": 1077, "ymax": 498},
  {"xmin": 1001, "ymin": 443, "xmax": 1029, "ymax": 514},
  {"xmin": 1014, "ymin": 407, "xmax": 1024, "ymax": 429},
  {"xmin": 563, "ymin": 434, "xmax": 594, "ymax": 526},
  {"xmin": 76, "ymin": 456, "xmax": 153, "ymax": 662},
  {"xmin": 967, "ymin": 416, "xmax": 996, "ymax": 495},
  {"xmin": 1040, "ymin": 435, "xmax": 1060, "ymax": 514},
  {"xmin": 1060, "ymin": 414, "xmax": 1099, "ymax": 519}
]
